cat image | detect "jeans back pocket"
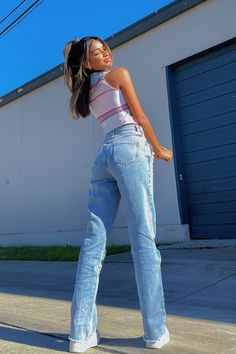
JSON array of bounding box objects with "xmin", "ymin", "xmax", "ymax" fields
[{"xmin": 113, "ymin": 141, "xmax": 138, "ymax": 166}]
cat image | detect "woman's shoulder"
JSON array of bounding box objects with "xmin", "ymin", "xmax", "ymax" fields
[
  {"xmin": 107, "ymin": 66, "xmax": 130, "ymax": 77},
  {"xmin": 105, "ymin": 66, "xmax": 131, "ymax": 89}
]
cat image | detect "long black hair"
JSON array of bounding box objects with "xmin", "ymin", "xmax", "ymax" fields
[{"xmin": 63, "ymin": 36, "xmax": 112, "ymax": 119}]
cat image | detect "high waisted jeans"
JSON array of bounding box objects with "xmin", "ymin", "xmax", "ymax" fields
[{"xmin": 69, "ymin": 123, "xmax": 167, "ymax": 343}]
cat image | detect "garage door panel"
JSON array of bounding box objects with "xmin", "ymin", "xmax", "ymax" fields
[
  {"xmin": 180, "ymin": 111, "xmax": 235, "ymax": 136},
  {"xmin": 191, "ymin": 224, "xmax": 236, "ymax": 239},
  {"xmin": 176, "ymin": 61, "xmax": 236, "ymax": 97},
  {"xmin": 181, "ymin": 124, "xmax": 236, "ymax": 152},
  {"xmin": 178, "ymin": 80, "xmax": 236, "ymax": 108},
  {"xmin": 175, "ymin": 43, "xmax": 236, "ymax": 80},
  {"xmin": 191, "ymin": 200, "xmax": 236, "ymax": 215},
  {"xmin": 172, "ymin": 39, "xmax": 236, "ymax": 238},
  {"xmin": 184, "ymin": 156, "xmax": 236, "ymax": 181},
  {"xmin": 179, "ymin": 92, "xmax": 236, "ymax": 125},
  {"xmin": 187, "ymin": 176, "xmax": 236, "ymax": 195},
  {"xmin": 190, "ymin": 189, "xmax": 236, "ymax": 204},
  {"xmin": 191, "ymin": 212, "xmax": 236, "ymax": 226},
  {"xmin": 183, "ymin": 142, "xmax": 236, "ymax": 164}
]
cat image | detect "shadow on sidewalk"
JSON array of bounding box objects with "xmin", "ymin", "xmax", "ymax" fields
[
  {"xmin": 0, "ymin": 325, "xmax": 68, "ymax": 352},
  {"xmin": 0, "ymin": 325, "xmax": 150, "ymax": 352},
  {"xmin": 0, "ymin": 248, "xmax": 236, "ymax": 326}
]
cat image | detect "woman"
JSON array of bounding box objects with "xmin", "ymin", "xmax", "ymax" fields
[{"xmin": 63, "ymin": 36, "xmax": 173, "ymax": 353}]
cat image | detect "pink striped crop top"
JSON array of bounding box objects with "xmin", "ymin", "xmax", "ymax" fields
[{"xmin": 89, "ymin": 69, "xmax": 138, "ymax": 134}]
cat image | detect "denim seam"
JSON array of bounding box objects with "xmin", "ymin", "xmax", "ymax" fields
[
  {"xmin": 70, "ymin": 245, "xmax": 106, "ymax": 342},
  {"xmin": 142, "ymin": 326, "xmax": 166, "ymax": 342}
]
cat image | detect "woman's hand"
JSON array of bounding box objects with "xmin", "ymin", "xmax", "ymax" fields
[{"xmin": 153, "ymin": 146, "xmax": 173, "ymax": 163}]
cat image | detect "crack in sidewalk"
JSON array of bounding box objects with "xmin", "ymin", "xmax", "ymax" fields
[{"xmin": 167, "ymin": 271, "xmax": 236, "ymax": 304}]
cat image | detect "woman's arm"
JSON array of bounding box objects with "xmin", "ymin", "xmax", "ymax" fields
[{"xmin": 109, "ymin": 67, "xmax": 172, "ymax": 162}]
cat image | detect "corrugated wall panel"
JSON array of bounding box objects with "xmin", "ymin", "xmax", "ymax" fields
[{"xmin": 172, "ymin": 40, "xmax": 236, "ymax": 238}]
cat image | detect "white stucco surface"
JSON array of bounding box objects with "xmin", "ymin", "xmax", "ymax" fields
[{"xmin": 0, "ymin": 0, "xmax": 235, "ymax": 245}]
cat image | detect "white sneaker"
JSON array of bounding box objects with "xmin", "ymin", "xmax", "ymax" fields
[
  {"xmin": 69, "ymin": 329, "xmax": 100, "ymax": 353},
  {"xmin": 146, "ymin": 327, "xmax": 170, "ymax": 349}
]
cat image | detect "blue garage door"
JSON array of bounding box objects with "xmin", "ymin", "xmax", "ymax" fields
[{"xmin": 171, "ymin": 39, "xmax": 236, "ymax": 239}]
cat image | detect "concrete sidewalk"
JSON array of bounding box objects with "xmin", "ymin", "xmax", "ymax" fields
[{"xmin": 0, "ymin": 244, "xmax": 236, "ymax": 353}]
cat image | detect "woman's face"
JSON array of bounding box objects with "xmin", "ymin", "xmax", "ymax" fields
[{"xmin": 86, "ymin": 39, "xmax": 112, "ymax": 71}]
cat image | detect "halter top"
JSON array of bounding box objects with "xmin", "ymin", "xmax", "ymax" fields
[{"xmin": 89, "ymin": 69, "xmax": 138, "ymax": 134}]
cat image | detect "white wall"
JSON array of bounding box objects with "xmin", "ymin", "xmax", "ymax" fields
[
  {"xmin": 0, "ymin": 78, "xmax": 131, "ymax": 246},
  {"xmin": 0, "ymin": 0, "xmax": 235, "ymax": 246}
]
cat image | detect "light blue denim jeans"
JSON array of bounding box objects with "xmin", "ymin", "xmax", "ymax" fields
[{"xmin": 69, "ymin": 123, "xmax": 167, "ymax": 343}]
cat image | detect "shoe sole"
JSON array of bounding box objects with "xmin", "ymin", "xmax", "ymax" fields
[
  {"xmin": 146, "ymin": 328, "xmax": 170, "ymax": 349},
  {"xmin": 69, "ymin": 330, "xmax": 100, "ymax": 353}
]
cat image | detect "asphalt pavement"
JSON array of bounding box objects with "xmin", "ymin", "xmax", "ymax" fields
[{"xmin": 0, "ymin": 240, "xmax": 236, "ymax": 353}]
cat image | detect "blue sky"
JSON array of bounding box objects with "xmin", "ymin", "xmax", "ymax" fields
[{"xmin": 0, "ymin": 0, "xmax": 174, "ymax": 97}]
